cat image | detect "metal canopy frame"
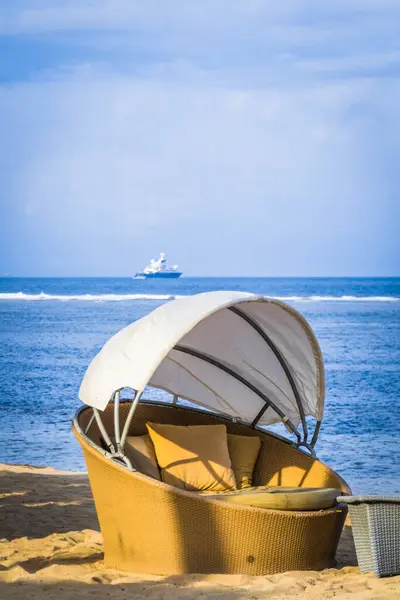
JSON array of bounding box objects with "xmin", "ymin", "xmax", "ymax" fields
[
  {"xmin": 174, "ymin": 344, "xmax": 301, "ymax": 444},
  {"xmin": 73, "ymin": 395, "xmax": 310, "ymax": 475},
  {"xmin": 82, "ymin": 342, "xmax": 320, "ymax": 468},
  {"xmin": 83, "ymin": 390, "xmax": 143, "ymax": 469},
  {"xmin": 78, "ymin": 300, "xmax": 323, "ymax": 464},
  {"xmin": 171, "ymin": 300, "xmax": 325, "ymax": 453},
  {"xmin": 228, "ymin": 306, "xmax": 308, "ymax": 437},
  {"xmin": 78, "ymin": 353, "xmax": 321, "ymax": 467}
]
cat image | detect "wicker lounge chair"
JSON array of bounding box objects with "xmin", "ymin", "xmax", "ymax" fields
[{"xmin": 73, "ymin": 291, "xmax": 351, "ymax": 575}]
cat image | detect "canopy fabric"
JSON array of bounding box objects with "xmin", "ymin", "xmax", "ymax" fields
[{"xmin": 79, "ymin": 291, "xmax": 325, "ymax": 430}]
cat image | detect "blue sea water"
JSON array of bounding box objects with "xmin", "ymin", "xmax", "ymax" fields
[{"xmin": 0, "ymin": 277, "xmax": 399, "ymax": 495}]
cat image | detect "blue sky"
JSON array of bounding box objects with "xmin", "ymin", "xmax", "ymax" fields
[{"xmin": 1, "ymin": 2, "xmax": 399, "ymax": 276}]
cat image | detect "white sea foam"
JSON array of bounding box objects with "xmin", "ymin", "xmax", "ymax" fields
[
  {"xmin": 0, "ymin": 292, "xmax": 183, "ymax": 301},
  {"xmin": 0, "ymin": 292, "xmax": 398, "ymax": 302},
  {"xmin": 272, "ymin": 295, "xmax": 399, "ymax": 302}
]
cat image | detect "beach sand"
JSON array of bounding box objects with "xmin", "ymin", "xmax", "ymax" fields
[{"xmin": 1, "ymin": 463, "xmax": 399, "ymax": 599}]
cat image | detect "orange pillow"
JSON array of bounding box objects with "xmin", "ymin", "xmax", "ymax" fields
[
  {"xmin": 146, "ymin": 423, "xmax": 237, "ymax": 492},
  {"xmin": 227, "ymin": 434, "xmax": 261, "ymax": 489}
]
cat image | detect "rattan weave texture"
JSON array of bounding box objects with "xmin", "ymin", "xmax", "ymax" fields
[
  {"xmin": 338, "ymin": 496, "xmax": 400, "ymax": 577},
  {"xmin": 74, "ymin": 401, "xmax": 350, "ymax": 575}
]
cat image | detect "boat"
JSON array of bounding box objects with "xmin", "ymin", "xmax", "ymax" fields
[{"xmin": 134, "ymin": 252, "xmax": 182, "ymax": 279}]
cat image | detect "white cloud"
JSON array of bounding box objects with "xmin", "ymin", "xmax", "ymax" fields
[
  {"xmin": 2, "ymin": 1, "xmax": 400, "ymax": 35},
  {"xmin": 1, "ymin": 1, "xmax": 399, "ymax": 275}
]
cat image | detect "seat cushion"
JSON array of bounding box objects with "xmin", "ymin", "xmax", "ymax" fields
[
  {"xmin": 124, "ymin": 435, "xmax": 161, "ymax": 481},
  {"xmin": 204, "ymin": 486, "xmax": 341, "ymax": 511},
  {"xmin": 227, "ymin": 434, "xmax": 261, "ymax": 489},
  {"xmin": 146, "ymin": 423, "xmax": 237, "ymax": 492}
]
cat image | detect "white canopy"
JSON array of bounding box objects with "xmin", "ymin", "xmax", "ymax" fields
[{"xmin": 79, "ymin": 291, "xmax": 325, "ymax": 435}]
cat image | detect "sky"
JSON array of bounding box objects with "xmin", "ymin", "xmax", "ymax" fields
[{"xmin": 1, "ymin": 1, "xmax": 399, "ymax": 277}]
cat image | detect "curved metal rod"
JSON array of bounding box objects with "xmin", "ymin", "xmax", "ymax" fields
[
  {"xmin": 109, "ymin": 451, "xmax": 133, "ymax": 469},
  {"xmin": 74, "ymin": 409, "xmax": 133, "ymax": 470},
  {"xmin": 174, "ymin": 344, "xmax": 301, "ymax": 443},
  {"xmin": 310, "ymin": 420, "xmax": 321, "ymax": 448},
  {"xmin": 251, "ymin": 403, "xmax": 270, "ymax": 427},
  {"xmin": 228, "ymin": 306, "xmax": 308, "ymax": 441},
  {"xmin": 84, "ymin": 411, "xmax": 95, "ymax": 435},
  {"xmin": 120, "ymin": 390, "xmax": 142, "ymax": 449},
  {"xmin": 114, "ymin": 390, "xmax": 121, "ymax": 446},
  {"xmin": 93, "ymin": 408, "xmax": 115, "ymax": 454},
  {"xmin": 296, "ymin": 441, "xmax": 317, "ymax": 459}
]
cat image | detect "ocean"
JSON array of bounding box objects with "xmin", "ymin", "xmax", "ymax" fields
[{"xmin": 1, "ymin": 277, "xmax": 399, "ymax": 495}]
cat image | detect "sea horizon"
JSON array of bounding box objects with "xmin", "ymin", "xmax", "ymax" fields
[{"xmin": 2, "ymin": 275, "xmax": 399, "ymax": 279}]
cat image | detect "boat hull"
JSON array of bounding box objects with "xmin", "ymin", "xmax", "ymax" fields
[{"xmin": 134, "ymin": 272, "xmax": 182, "ymax": 279}]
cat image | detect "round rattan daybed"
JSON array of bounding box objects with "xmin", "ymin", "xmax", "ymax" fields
[{"xmin": 73, "ymin": 291, "xmax": 351, "ymax": 575}]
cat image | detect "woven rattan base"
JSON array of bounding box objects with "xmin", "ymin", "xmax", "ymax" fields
[{"xmin": 74, "ymin": 401, "xmax": 350, "ymax": 575}]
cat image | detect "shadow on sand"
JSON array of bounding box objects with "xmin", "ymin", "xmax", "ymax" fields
[
  {"xmin": 0, "ymin": 579, "xmax": 262, "ymax": 600},
  {"xmin": 0, "ymin": 467, "xmax": 99, "ymax": 540}
]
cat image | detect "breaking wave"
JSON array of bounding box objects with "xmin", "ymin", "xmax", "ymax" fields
[
  {"xmin": 0, "ymin": 292, "xmax": 398, "ymax": 302},
  {"xmin": 0, "ymin": 292, "xmax": 183, "ymax": 301},
  {"xmin": 273, "ymin": 295, "xmax": 399, "ymax": 302}
]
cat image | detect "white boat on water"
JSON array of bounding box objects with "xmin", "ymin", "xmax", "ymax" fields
[{"xmin": 134, "ymin": 253, "xmax": 182, "ymax": 279}]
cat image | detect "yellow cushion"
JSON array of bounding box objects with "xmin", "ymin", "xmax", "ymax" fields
[
  {"xmin": 204, "ymin": 486, "xmax": 341, "ymax": 511},
  {"xmin": 227, "ymin": 434, "xmax": 261, "ymax": 489},
  {"xmin": 124, "ymin": 435, "xmax": 161, "ymax": 481},
  {"xmin": 146, "ymin": 423, "xmax": 237, "ymax": 492}
]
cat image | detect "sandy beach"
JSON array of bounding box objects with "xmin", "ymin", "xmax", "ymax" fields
[{"xmin": 0, "ymin": 463, "xmax": 398, "ymax": 599}]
